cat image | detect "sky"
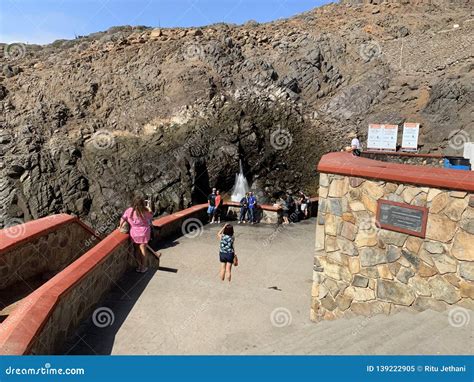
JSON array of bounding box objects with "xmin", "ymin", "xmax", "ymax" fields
[{"xmin": 0, "ymin": 0, "xmax": 332, "ymax": 45}]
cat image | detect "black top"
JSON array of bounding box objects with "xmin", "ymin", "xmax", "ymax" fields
[{"xmin": 208, "ymin": 193, "xmax": 216, "ymax": 206}]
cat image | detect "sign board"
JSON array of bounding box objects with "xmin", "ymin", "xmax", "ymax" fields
[
  {"xmin": 367, "ymin": 124, "xmax": 398, "ymax": 151},
  {"xmin": 376, "ymin": 200, "xmax": 428, "ymax": 238},
  {"xmin": 401, "ymin": 122, "xmax": 420, "ymax": 151}
]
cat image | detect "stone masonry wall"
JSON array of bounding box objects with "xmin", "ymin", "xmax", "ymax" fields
[
  {"xmin": 0, "ymin": 222, "xmax": 96, "ymax": 290},
  {"xmin": 311, "ymin": 173, "xmax": 474, "ymax": 321},
  {"xmin": 30, "ymin": 240, "xmax": 134, "ymax": 354}
]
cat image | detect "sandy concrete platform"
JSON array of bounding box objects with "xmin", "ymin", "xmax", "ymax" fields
[
  {"xmin": 65, "ymin": 220, "xmax": 316, "ymax": 354},
  {"xmin": 65, "ymin": 218, "xmax": 473, "ymax": 355}
]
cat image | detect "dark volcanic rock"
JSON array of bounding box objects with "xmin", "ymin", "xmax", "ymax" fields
[{"xmin": 0, "ymin": 0, "xmax": 472, "ymax": 228}]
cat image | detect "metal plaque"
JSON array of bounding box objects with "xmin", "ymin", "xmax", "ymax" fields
[{"xmin": 376, "ymin": 200, "xmax": 428, "ymax": 238}]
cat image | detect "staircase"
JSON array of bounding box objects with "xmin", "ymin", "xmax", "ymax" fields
[{"xmin": 242, "ymin": 309, "xmax": 473, "ymax": 355}]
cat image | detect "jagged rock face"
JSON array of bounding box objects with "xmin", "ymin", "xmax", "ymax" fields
[{"xmin": 0, "ymin": 1, "xmax": 473, "ymax": 228}]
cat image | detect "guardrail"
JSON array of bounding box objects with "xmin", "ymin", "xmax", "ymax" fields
[
  {"xmin": 0, "ymin": 204, "xmax": 209, "ymax": 355},
  {"xmin": 0, "ymin": 199, "xmax": 318, "ymax": 354},
  {"xmin": 318, "ymin": 152, "xmax": 474, "ymax": 192},
  {"xmin": 0, "ymin": 215, "xmax": 101, "ymax": 291}
]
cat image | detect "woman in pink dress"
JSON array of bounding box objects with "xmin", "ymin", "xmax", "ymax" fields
[{"xmin": 119, "ymin": 196, "xmax": 153, "ymax": 273}]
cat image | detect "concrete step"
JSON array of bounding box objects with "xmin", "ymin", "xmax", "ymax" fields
[
  {"xmin": 379, "ymin": 310, "xmax": 473, "ymax": 355},
  {"xmin": 341, "ymin": 310, "xmax": 448, "ymax": 354},
  {"xmin": 245, "ymin": 309, "xmax": 460, "ymax": 355},
  {"xmin": 247, "ymin": 315, "xmax": 371, "ymax": 354}
]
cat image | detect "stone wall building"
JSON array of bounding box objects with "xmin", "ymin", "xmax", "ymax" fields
[{"xmin": 312, "ymin": 152, "xmax": 474, "ymax": 321}]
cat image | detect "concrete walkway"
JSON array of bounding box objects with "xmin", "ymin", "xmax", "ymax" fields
[{"xmin": 65, "ymin": 219, "xmax": 473, "ymax": 355}]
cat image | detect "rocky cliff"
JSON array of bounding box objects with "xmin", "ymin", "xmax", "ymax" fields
[{"xmin": 0, "ymin": 0, "xmax": 473, "ymax": 230}]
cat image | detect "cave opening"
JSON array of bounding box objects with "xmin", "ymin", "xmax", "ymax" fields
[{"xmin": 191, "ymin": 160, "xmax": 211, "ymax": 205}]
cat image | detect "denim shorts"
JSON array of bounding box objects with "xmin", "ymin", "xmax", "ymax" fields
[
  {"xmin": 219, "ymin": 252, "xmax": 235, "ymax": 263},
  {"xmin": 207, "ymin": 206, "xmax": 216, "ymax": 214}
]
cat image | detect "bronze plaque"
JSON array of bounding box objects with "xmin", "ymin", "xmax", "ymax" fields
[{"xmin": 376, "ymin": 200, "xmax": 428, "ymax": 238}]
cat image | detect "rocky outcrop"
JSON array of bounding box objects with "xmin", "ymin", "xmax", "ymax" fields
[{"xmin": 0, "ymin": 0, "xmax": 473, "ymax": 228}]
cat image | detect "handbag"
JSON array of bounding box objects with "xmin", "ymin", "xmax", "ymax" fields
[
  {"xmin": 233, "ymin": 254, "xmax": 239, "ymax": 267},
  {"xmin": 119, "ymin": 221, "xmax": 130, "ymax": 234}
]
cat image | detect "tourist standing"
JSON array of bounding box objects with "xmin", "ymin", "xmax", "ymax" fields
[
  {"xmin": 351, "ymin": 132, "xmax": 361, "ymax": 157},
  {"xmin": 217, "ymin": 224, "xmax": 237, "ymax": 282},
  {"xmin": 238, "ymin": 192, "xmax": 249, "ymax": 224},
  {"xmin": 280, "ymin": 195, "xmax": 290, "ymax": 225},
  {"xmin": 119, "ymin": 196, "xmax": 153, "ymax": 273},
  {"xmin": 214, "ymin": 190, "xmax": 223, "ymax": 224},
  {"xmin": 286, "ymin": 193, "xmax": 296, "ymax": 222},
  {"xmin": 247, "ymin": 192, "xmax": 257, "ymax": 224},
  {"xmin": 208, "ymin": 188, "xmax": 217, "ymax": 223}
]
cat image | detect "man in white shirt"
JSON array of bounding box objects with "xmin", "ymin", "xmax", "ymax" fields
[{"xmin": 351, "ymin": 132, "xmax": 361, "ymax": 156}]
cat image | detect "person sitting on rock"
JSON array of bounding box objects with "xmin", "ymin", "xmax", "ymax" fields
[
  {"xmin": 119, "ymin": 195, "xmax": 153, "ymax": 273},
  {"xmin": 238, "ymin": 192, "xmax": 249, "ymax": 224},
  {"xmin": 350, "ymin": 132, "xmax": 361, "ymax": 157},
  {"xmin": 299, "ymin": 191, "xmax": 310, "ymax": 219}
]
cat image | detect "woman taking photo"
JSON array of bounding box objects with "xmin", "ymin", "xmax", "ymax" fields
[
  {"xmin": 217, "ymin": 224, "xmax": 237, "ymax": 282},
  {"xmin": 119, "ymin": 196, "xmax": 153, "ymax": 273}
]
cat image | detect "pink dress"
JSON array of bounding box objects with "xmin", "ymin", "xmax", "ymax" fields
[{"xmin": 122, "ymin": 207, "xmax": 153, "ymax": 244}]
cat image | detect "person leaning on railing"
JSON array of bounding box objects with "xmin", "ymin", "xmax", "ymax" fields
[{"xmin": 119, "ymin": 195, "xmax": 153, "ymax": 273}]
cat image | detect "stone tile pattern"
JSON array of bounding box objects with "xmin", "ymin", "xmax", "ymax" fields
[
  {"xmin": 0, "ymin": 222, "xmax": 96, "ymax": 290},
  {"xmin": 361, "ymin": 153, "xmax": 444, "ymax": 168},
  {"xmin": 312, "ymin": 173, "xmax": 474, "ymax": 321}
]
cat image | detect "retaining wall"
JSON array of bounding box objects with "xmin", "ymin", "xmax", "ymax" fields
[
  {"xmin": 0, "ymin": 204, "xmax": 208, "ymax": 355},
  {"xmin": 311, "ymin": 152, "xmax": 474, "ymax": 321},
  {"xmin": 0, "ymin": 215, "xmax": 100, "ymax": 291}
]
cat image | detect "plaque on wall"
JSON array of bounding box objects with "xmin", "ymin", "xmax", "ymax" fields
[{"xmin": 376, "ymin": 200, "xmax": 428, "ymax": 238}]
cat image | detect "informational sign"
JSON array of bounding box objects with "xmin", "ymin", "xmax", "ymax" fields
[
  {"xmin": 401, "ymin": 122, "xmax": 420, "ymax": 151},
  {"xmin": 367, "ymin": 124, "xmax": 398, "ymax": 151},
  {"xmin": 376, "ymin": 200, "xmax": 428, "ymax": 238}
]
